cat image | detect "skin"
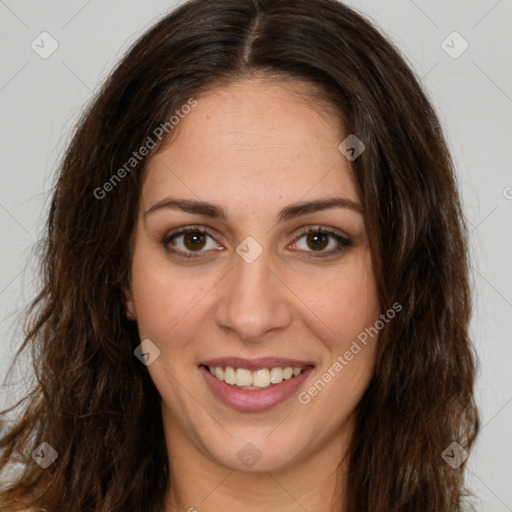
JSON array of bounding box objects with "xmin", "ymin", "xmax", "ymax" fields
[{"xmin": 124, "ymin": 76, "xmax": 381, "ymax": 511}]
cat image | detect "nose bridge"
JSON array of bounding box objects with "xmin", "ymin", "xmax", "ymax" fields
[{"xmin": 215, "ymin": 240, "xmax": 292, "ymax": 341}]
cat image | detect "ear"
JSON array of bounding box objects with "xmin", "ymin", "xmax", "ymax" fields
[{"xmin": 123, "ymin": 286, "xmax": 137, "ymax": 320}]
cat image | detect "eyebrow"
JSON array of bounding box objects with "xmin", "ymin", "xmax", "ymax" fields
[{"xmin": 145, "ymin": 196, "xmax": 363, "ymax": 222}]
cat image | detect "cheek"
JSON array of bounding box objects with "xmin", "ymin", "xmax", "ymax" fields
[
  {"xmin": 289, "ymin": 254, "xmax": 380, "ymax": 346},
  {"xmin": 295, "ymin": 260, "xmax": 380, "ymax": 423},
  {"xmin": 129, "ymin": 243, "xmax": 215, "ymax": 344}
]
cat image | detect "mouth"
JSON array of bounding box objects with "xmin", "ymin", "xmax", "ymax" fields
[
  {"xmin": 202, "ymin": 364, "xmax": 309, "ymax": 390},
  {"xmin": 199, "ymin": 357, "xmax": 315, "ymax": 412}
]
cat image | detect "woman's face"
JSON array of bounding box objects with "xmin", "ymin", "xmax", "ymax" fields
[{"xmin": 125, "ymin": 77, "xmax": 380, "ymax": 473}]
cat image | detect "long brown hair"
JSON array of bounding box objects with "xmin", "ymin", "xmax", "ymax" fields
[{"xmin": 0, "ymin": 0, "xmax": 479, "ymax": 510}]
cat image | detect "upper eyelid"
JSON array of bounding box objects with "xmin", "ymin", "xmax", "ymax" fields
[{"xmin": 295, "ymin": 225, "xmax": 350, "ymax": 240}]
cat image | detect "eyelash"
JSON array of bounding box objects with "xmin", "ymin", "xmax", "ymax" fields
[{"xmin": 162, "ymin": 225, "xmax": 352, "ymax": 260}]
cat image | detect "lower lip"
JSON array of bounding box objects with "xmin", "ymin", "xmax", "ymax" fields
[{"xmin": 200, "ymin": 365, "xmax": 314, "ymax": 412}]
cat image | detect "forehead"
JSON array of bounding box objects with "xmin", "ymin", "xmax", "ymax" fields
[{"xmin": 143, "ymin": 78, "xmax": 358, "ymax": 212}]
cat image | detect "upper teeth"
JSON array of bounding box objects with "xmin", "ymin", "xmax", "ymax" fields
[{"xmin": 208, "ymin": 366, "xmax": 303, "ymax": 389}]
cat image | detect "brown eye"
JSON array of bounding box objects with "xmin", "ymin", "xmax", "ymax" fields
[
  {"xmin": 306, "ymin": 232, "xmax": 329, "ymax": 251},
  {"xmin": 293, "ymin": 227, "xmax": 352, "ymax": 257},
  {"xmin": 183, "ymin": 232, "xmax": 207, "ymax": 251},
  {"xmin": 162, "ymin": 227, "xmax": 222, "ymax": 259}
]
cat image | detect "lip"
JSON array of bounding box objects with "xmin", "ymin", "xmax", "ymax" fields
[{"xmin": 199, "ymin": 359, "xmax": 315, "ymax": 413}]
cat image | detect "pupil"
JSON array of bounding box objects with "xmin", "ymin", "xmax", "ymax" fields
[{"xmin": 308, "ymin": 232, "xmax": 328, "ymax": 251}]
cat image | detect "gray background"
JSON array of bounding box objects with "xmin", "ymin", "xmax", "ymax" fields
[{"xmin": 1, "ymin": 0, "xmax": 511, "ymax": 509}]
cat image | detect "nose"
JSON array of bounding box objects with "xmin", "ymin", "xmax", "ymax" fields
[{"xmin": 214, "ymin": 245, "xmax": 293, "ymax": 343}]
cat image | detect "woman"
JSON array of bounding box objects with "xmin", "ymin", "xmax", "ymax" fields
[{"xmin": 0, "ymin": 0, "xmax": 479, "ymax": 510}]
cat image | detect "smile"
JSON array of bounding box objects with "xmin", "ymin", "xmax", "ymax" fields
[
  {"xmin": 199, "ymin": 357, "xmax": 315, "ymax": 412},
  {"xmin": 206, "ymin": 365, "xmax": 305, "ymax": 390}
]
